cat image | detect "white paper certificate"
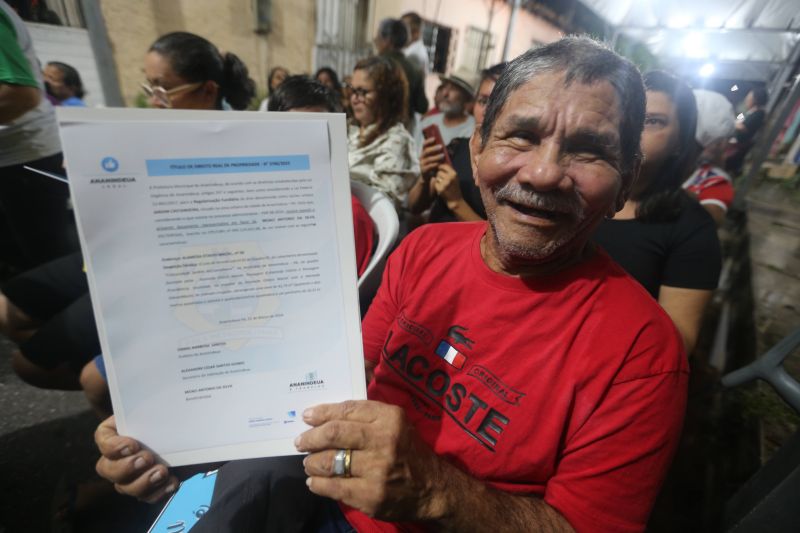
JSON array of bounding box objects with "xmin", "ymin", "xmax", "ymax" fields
[{"xmin": 57, "ymin": 108, "xmax": 366, "ymax": 466}]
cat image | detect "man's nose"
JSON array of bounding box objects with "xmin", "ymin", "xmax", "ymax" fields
[{"xmin": 515, "ymin": 143, "xmax": 568, "ymax": 191}]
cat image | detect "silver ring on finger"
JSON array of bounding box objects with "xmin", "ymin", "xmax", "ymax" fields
[{"xmin": 332, "ymin": 448, "xmax": 352, "ymax": 478}]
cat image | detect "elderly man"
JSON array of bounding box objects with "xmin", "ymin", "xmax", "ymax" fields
[
  {"xmin": 418, "ymin": 68, "xmax": 477, "ymax": 147},
  {"xmin": 94, "ymin": 37, "xmax": 687, "ymax": 533}
]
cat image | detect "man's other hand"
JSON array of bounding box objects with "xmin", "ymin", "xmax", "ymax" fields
[{"xmin": 94, "ymin": 415, "xmax": 179, "ymax": 503}]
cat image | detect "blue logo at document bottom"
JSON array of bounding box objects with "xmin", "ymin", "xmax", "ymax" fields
[{"xmin": 101, "ymin": 157, "xmax": 119, "ymax": 172}]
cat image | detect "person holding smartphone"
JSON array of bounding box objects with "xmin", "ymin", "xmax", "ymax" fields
[{"xmin": 407, "ymin": 63, "xmax": 506, "ymax": 223}]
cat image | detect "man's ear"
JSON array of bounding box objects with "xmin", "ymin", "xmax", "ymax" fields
[
  {"xmin": 469, "ymin": 130, "xmax": 482, "ymax": 186},
  {"xmin": 614, "ymin": 157, "xmax": 641, "ymax": 213}
]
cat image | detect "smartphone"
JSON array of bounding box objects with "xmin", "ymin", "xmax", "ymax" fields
[
  {"xmin": 422, "ymin": 124, "xmax": 452, "ymax": 167},
  {"xmin": 148, "ymin": 470, "xmax": 218, "ymax": 533}
]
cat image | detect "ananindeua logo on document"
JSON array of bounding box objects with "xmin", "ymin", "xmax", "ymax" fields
[
  {"xmin": 289, "ymin": 370, "xmax": 326, "ymax": 392},
  {"xmin": 101, "ymin": 156, "xmax": 119, "ymax": 172},
  {"xmin": 91, "ymin": 156, "xmax": 136, "ymax": 188}
]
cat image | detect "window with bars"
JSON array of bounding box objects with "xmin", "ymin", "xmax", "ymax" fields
[
  {"xmin": 313, "ymin": 0, "xmax": 372, "ymax": 79},
  {"xmin": 460, "ymin": 26, "xmax": 494, "ymax": 72},
  {"xmin": 422, "ymin": 21, "xmax": 454, "ymax": 74}
]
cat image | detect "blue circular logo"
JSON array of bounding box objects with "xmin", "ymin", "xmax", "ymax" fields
[{"xmin": 101, "ymin": 157, "xmax": 119, "ymax": 172}]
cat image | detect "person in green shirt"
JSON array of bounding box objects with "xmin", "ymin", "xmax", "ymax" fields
[
  {"xmin": 0, "ymin": 2, "xmax": 77, "ymax": 271},
  {"xmin": 0, "ymin": 5, "xmax": 41, "ymax": 122}
]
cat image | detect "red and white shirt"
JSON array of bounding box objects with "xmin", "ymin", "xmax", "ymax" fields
[{"xmin": 683, "ymin": 163, "xmax": 734, "ymax": 212}]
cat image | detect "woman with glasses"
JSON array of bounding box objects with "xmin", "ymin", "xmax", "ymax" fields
[
  {"xmin": 346, "ymin": 56, "xmax": 419, "ymax": 207},
  {"xmin": 77, "ymin": 32, "xmax": 257, "ymax": 413},
  {"xmin": 142, "ymin": 31, "xmax": 255, "ymax": 110},
  {"xmin": 407, "ymin": 63, "xmax": 506, "ymax": 223}
]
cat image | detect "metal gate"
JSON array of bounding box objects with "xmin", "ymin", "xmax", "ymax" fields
[{"xmin": 313, "ymin": 0, "xmax": 372, "ymax": 78}]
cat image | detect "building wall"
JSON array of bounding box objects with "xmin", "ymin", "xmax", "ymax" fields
[
  {"xmin": 370, "ymin": 0, "xmax": 563, "ymax": 95},
  {"xmin": 98, "ymin": 0, "xmax": 316, "ymax": 106},
  {"xmin": 96, "ymin": 0, "xmax": 562, "ymax": 107},
  {"xmin": 26, "ymin": 22, "xmax": 107, "ymax": 107}
]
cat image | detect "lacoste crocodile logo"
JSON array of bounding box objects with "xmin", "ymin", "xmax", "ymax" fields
[{"xmin": 447, "ymin": 325, "xmax": 474, "ymax": 349}]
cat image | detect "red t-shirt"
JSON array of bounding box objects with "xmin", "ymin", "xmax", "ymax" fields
[
  {"xmin": 343, "ymin": 222, "xmax": 688, "ymax": 533},
  {"xmin": 683, "ymin": 164, "xmax": 735, "ymax": 212},
  {"xmin": 351, "ymin": 194, "xmax": 375, "ymax": 277}
]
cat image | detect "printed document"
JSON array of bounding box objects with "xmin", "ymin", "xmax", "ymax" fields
[{"xmin": 57, "ymin": 108, "xmax": 366, "ymax": 466}]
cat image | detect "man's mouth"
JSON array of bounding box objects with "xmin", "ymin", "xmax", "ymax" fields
[{"xmin": 505, "ymin": 200, "xmax": 563, "ymax": 220}]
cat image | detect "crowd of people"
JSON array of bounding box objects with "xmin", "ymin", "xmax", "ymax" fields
[{"xmin": 0, "ymin": 2, "xmax": 774, "ymax": 531}]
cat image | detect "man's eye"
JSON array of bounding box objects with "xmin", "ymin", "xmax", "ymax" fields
[
  {"xmin": 569, "ymin": 147, "xmax": 602, "ymax": 161},
  {"xmin": 509, "ymin": 131, "xmax": 538, "ymax": 143}
]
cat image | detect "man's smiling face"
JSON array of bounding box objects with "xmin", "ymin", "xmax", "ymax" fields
[{"xmin": 471, "ymin": 71, "xmax": 629, "ymax": 271}]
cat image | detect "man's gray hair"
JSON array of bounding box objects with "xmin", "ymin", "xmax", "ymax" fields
[{"xmin": 480, "ymin": 36, "xmax": 645, "ymax": 175}]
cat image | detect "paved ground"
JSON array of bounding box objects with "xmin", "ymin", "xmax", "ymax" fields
[
  {"xmin": 743, "ymin": 181, "xmax": 800, "ymax": 458},
  {"xmin": 0, "ymin": 337, "xmax": 157, "ymax": 532}
]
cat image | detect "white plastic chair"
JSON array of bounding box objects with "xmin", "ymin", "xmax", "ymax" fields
[{"xmin": 350, "ymin": 180, "xmax": 399, "ymax": 309}]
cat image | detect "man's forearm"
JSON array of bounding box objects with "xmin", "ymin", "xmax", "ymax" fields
[
  {"xmin": 428, "ymin": 457, "xmax": 574, "ymax": 532},
  {"xmin": 407, "ymin": 177, "xmax": 434, "ymax": 214}
]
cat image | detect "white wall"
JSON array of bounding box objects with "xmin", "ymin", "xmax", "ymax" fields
[{"xmin": 25, "ymin": 22, "xmax": 107, "ymax": 107}]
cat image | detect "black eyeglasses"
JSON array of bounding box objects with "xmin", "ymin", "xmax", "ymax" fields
[{"xmin": 345, "ymin": 84, "xmax": 375, "ymax": 100}]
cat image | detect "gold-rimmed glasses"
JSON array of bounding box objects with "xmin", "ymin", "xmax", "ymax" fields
[{"xmin": 140, "ymin": 81, "xmax": 203, "ymax": 108}]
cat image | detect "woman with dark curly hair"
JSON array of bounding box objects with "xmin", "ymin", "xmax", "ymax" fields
[
  {"xmin": 144, "ymin": 31, "xmax": 256, "ymax": 110},
  {"xmin": 347, "ymin": 56, "xmax": 419, "ymax": 205},
  {"xmin": 593, "ymin": 70, "xmax": 721, "ymax": 354}
]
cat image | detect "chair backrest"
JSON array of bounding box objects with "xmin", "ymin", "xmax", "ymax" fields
[{"xmin": 350, "ymin": 180, "xmax": 399, "ymax": 308}]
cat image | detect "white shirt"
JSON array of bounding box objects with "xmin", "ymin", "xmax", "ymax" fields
[
  {"xmin": 348, "ymin": 122, "xmax": 420, "ymax": 206},
  {"xmin": 403, "ymin": 39, "xmax": 429, "ymax": 77}
]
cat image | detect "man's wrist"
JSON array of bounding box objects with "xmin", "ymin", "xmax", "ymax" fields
[{"xmin": 419, "ymin": 455, "xmax": 454, "ymax": 522}]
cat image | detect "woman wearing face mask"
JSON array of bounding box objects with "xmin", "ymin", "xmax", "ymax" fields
[
  {"xmin": 593, "ymin": 70, "xmax": 721, "ymax": 355},
  {"xmin": 407, "ymin": 62, "xmax": 507, "ymax": 223},
  {"xmin": 346, "ymin": 56, "xmax": 419, "ymax": 207},
  {"xmin": 142, "ymin": 31, "xmax": 255, "ymax": 110}
]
